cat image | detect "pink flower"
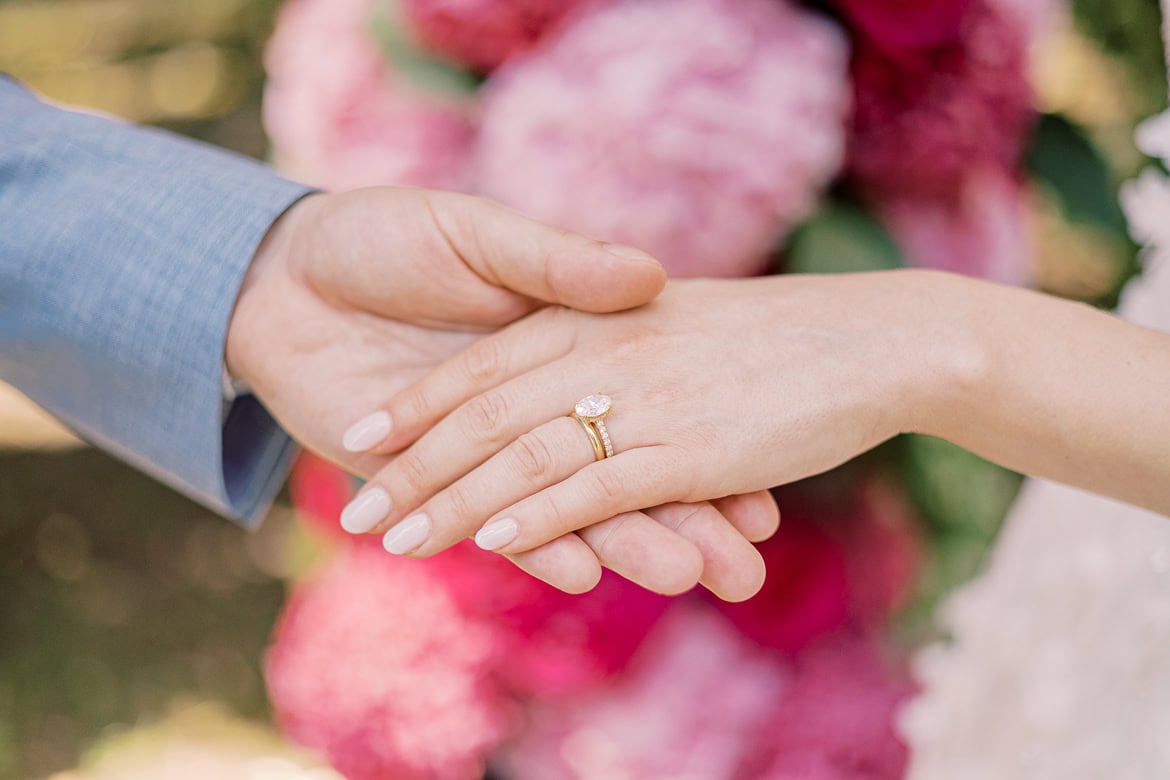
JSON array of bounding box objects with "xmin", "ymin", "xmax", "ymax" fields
[
  {"xmin": 830, "ymin": 478, "xmax": 925, "ymax": 626},
  {"xmin": 288, "ymin": 453, "xmax": 355, "ymax": 540},
  {"xmin": 759, "ymin": 633, "xmax": 914, "ymax": 779},
  {"xmin": 264, "ymin": 0, "xmax": 475, "ymax": 191},
  {"xmin": 847, "ymin": 0, "xmax": 1034, "ymax": 202},
  {"xmin": 401, "ymin": 0, "xmax": 592, "ymax": 71},
  {"xmin": 428, "ymin": 541, "xmax": 670, "ymax": 697},
  {"xmin": 877, "ymin": 165, "xmax": 1033, "ymax": 284},
  {"xmin": 832, "ymin": 0, "xmax": 973, "ymax": 51},
  {"xmin": 474, "ymin": 0, "xmax": 851, "ymax": 278},
  {"xmin": 712, "ymin": 511, "xmax": 852, "ymax": 655},
  {"xmin": 493, "ymin": 605, "xmax": 791, "ymax": 780},
  {"xmin": 712, "ymin": 478, "xmax": 924, "ymax": 652},
  {"xmin": 265, "ymin": 545, "xmax": 512, "ymax": 780}
]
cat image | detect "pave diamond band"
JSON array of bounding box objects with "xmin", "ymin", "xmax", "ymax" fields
[
  {"xmin": 571, "ymin": 394, "xmax": 615, "ymax": 460},
  {"xmin": 595, "ymin": 419, "xmax": 614, "ymax": 458}
]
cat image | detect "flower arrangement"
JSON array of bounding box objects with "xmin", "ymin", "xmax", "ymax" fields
[{"xmin": 262, "ymin": 0, "xmax": 1134, "ymax": 777}]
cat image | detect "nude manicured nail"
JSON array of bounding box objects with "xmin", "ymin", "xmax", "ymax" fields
[
  {"xmin": 340, "ymin": 488, "xmax": 392, "ymax": 534},
  {"xmin": 383, "ymin": 513, "xmax": 431, "ymax": 555},
  {"xmin": 343, "ymin": 411, "xmax": 392, "ymax": 452},
  {"xmin": 475, "ymin": 518, "xmax": 519, "ymax": 551},
  {"xmin": 603, "ymin": 243, "xmax": 657, "ymax": 264}
]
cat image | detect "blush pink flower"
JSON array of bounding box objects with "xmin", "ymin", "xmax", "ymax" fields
[
  {"xmin": 428, "ymin": 541, "xmax": 671, "ymax": 698},
  {"xmin": 265, "ymin": 545, "xmax": 512, "ymax": 780},
  {"xmin": 474, "ymin": 0, "xmax": 851, "ymax": 278},
  {"xmin": 877, "ymin": 165, "xmax": 1033, "ymax": 284},
  {"xmin": 493, "ymin": 605, "xmax": 791, "ymax": 780},
  {"xmin": 847, "ymin": 0, "xmax": 1034, "ymax": 202},
  {"xmin": 759, "ymin": 632, "xmax": 914, "ymax": 779},
  {"xmin": 401, "ymin": 0, "xmax": 592, "ymax": 71},
  {"xmin": 264, "ymin": 0, "xmax": 475, "ymax": 191}
]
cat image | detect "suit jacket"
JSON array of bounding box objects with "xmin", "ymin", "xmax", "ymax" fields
[{"xmin": 0, "ymin": 78, "xmax": 314, "ymax": 526}]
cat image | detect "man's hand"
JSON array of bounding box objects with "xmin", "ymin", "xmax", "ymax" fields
[{"xmin": 225, "ymin": 188, "xmax": 777, "ymax": 599}]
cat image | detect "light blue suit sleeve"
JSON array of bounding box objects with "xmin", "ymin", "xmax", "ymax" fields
[{"xmin": 0, "ymin": 79, "xmax": 316, "ymax": 526}]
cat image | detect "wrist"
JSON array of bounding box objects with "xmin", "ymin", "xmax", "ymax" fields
[
  {"xmin": 225, "ymin": 193, "xmax": 320, "ymax": 391},
  {"xmin": 894, "ymin": 270, "xmax": 995, "ymax": 441}
]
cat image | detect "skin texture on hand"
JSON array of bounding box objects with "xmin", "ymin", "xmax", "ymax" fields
[
  {"xmin": 352, "ymin": 272, "xmax": 945, "ymax": 561},
  {"xmin": 356, "ymin": 267, "xmax": 1170, "ymax": 566},
  {"xmin": 225, "ymin": 187, "xmax": 778, "ymax": 599}
]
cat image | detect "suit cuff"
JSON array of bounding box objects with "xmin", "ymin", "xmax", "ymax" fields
[{"xmin": 0, "ymin": 83, "xmax": 314, "ymax": 525}]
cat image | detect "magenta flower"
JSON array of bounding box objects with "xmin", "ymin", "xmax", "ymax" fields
[
  {"xmin": 429, "ymin": 541, "xmax": 670, "ymax": 698},
  {"xmin": 401, "ymin": 0, "xmax": 592, "ymax": 71}
]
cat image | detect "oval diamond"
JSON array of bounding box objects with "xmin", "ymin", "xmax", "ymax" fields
[{"xmin": 575, "ymin": 393, "xmax": 612, "ymax": 419}]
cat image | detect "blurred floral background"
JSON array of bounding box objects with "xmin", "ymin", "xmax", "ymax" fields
[{"xmin": 0, "ymin": 0, "xmax": 1166, "ymax": 778}]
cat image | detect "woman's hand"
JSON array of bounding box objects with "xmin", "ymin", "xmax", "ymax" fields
[
  {"xmin": 343, "ymin": 270, "xmax": 964, "ymax": 571},
  {"xmin": 230, "ymin": 187, "xmax": 778, "ymax": 599}
]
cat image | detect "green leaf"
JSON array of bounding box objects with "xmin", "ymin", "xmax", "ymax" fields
[
  {"xmin": 369, "ymin": 0, "xmax": 481, "ymax": 97},
  {"xmin": 785, "ymin": 203, "xmax": 905, "ymax": 275},
  {"xmin": 1026, "ymin": 113, "xmax": 1128, "ymax": 233},
  {"xmin": 902, "ymin": 434, "xmax": 1022, "ymax": 539}
]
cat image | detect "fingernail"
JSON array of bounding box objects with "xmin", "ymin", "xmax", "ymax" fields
[
  {"xmin": 342, "ymin": 411, "xmax": 392, "ymax": 453},
  {"xmin": 339, "ymin": 488, "xmax": 392, "ymax": 534},
  {"xmin": 383, "ymin": 513, "xmax": 431, "ymax": 555},
  {"xmin": 604, "ymin": 243, "xmax": 657, "ymax": 264},
  {"xmin": 475, "ymin": 517, "xmax": 519, "ymax": 551}
]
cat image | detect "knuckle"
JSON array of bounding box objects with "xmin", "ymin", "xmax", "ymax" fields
[
  {"xmin": 587, "ymin": 466, "xmax": 626, "ymax": 502},
  {"xmin": 664, "ymin": 503, "xmax": 710, "ymax": 534},
  {"xmin": 443, "ymin": 483, "xmax": 477, "ymax": 524},
  {"xmin": 394, "ymin": 450, "xmax": 430, "ymax": 495},
  {"xmin": 464, "ymin": 391, "xmax": 511, "ymax": 443},
  {"xmin": 403, "ymin": 388, "xmax": 431, "ymax": 424},
  {"xmin": 535, "ymin": 494, "xmax": 568, "ymax": 533},
  {"xmin": 463, "ymin": 338, "xmax": 506, "ymax": 383},
  {"xmin": 512, "ymin": 432, "xmax": 555, "ymax": 481}
]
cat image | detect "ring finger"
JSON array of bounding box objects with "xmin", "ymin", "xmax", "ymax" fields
[{"xmin": 377, "ymin": 414, "xmax": 605, "ymax": 556}]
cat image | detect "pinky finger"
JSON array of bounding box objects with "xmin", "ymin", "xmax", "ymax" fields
[{"xmin": 505, "ymin": 534, "xmax": 602, "ymax": 594}]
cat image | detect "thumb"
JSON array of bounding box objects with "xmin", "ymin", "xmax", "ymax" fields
[{"xmin": 438, "ymin": 192, "xmax": 668, "ymax": 312}]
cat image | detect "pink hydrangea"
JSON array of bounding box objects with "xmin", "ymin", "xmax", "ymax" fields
[
  {"xmin": 474, "ymin": 0, "xmax": 851, "ymax": 278},
  {"xmin": 495, "ymin": 608, "xmax": 912, "ymax": 779},
  {"xmin": 401, "ymin": 0, "xmax": 592, "ymax": 71},
  {"xmin": 847, "ymin": 0, "xmax": 1034, "ymax": 201},
  {"xmin": 877, "ymin": 165, "xmax": 1033, "ymax": 284},
  {"xmin": 264, "ymin": 0, "xmax": 475, "ymax": 191},
  {"xmin": 493, "ymin": 605, "xmax": 791, "ymax": 779},
  {"xmin": 265, "ymin": 545, "xmax": 512, "ymax": 780},
  {"xmin": 759, "ymin": 633, "xmax": 913, "ymax": 779},
  {"xmin": 428, "ymin": 541, "xmax": 671, "ymax": 697}
]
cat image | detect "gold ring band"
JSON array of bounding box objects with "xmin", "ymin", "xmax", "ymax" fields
[{"xmin": 571, "ymin": 414, "xmax": 606, "ymax": 461}]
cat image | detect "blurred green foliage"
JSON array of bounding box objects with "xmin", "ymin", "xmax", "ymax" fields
[
  {"xmin": 1073, "ymin": 0, "xmax": 1168, "ymax": 117},
  {"xmin": 785, "ymin": 202, "xmax": 904, "ymax": 275},
  {"xmin": 0, "ymin": 451, "xmax": 293, "ymax": 780}
]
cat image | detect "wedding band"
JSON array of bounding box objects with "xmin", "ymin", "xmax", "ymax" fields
[
  {"xmin": 573, "ymin": 414, "xmax": 606, "ymax": 461},
  {"xmin": 594, "ymin": 419, "xmax": 614, "ymax": 458},
  {"xmin": 571, "ymin": 393, "xmax": 614, "ymax": 461}
]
